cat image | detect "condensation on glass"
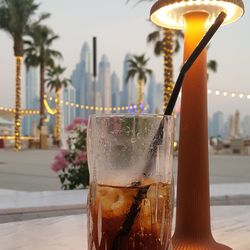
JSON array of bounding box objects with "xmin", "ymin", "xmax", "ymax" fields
[{"xmin": 87, "ymin": 114, "xmax": 174, "ymax": 250}]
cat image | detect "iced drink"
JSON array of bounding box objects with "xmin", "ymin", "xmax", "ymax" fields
[
  {"xmin": 87, "ymin": 114, "xmax": 174, "ymax": 250},
  {"xmin": 88, "ymin": 181, "xmax": 173, "ymax": 250}
]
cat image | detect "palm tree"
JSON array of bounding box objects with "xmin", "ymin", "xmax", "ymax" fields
[
  {"xmin": 0, "ymin": 0, "xmax": 40, "ymax": 151},
  {"xmin": 147, "ymin": 28, "xmax": 183, "ymax": 109},
  {"xmin": 46, "ymin": 65, "xmax": 71, "ymax": 145},
  {"xmin": 127, "ymin": 0, "xmax": 182, "ymax": 109},
  {"xmin": 126, "ymin": 54, "xmax": 152, "ymax": 114},
  {"xmin": 147, "ymin": 29, "xmax": 218, "ymax": 94},
  {"xmin": 24, "ymin": 24, "xmax": 62, "ymax": 148},
  {"xmin": 127, "ymin": 0, "xmax": 217, "ymax": 111}
]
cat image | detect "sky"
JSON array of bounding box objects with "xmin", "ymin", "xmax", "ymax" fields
[{"xmin": 0, "ymin": 0, "xmax": 249, "ymax": 119}]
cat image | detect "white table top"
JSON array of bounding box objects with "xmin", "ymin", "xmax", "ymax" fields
[
  {"xmin": 1, "ymin": 206, "xmax": 250, "ymax": 250},
  {"xmin": 1, "ymin": 183, "xmax": 250, "ymax": 211}
]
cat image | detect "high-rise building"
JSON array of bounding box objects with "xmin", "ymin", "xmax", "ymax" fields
[
  {"xmin": 71, "ymin": 42, "xmax": 93, "ymax": 119},
  {"xmin": 154, "ymin": 83, "xmax": 163, "ymax": 114},
  {"xmin": 80, "ymin": 42, "xmax": 91, "ymax": 73},
  {"xmin": 111, "ymin": 71, "xmax": 120, "ymax": 112},
  {"xmin": 223, "ymin": 117, "xmax": 230, "ymax": 138},
  {"xmin": 234, "ymin": 110, "xmax": 241, "ymax": 137},
  {"xmin": 208, "ymin": 117, "xmax": 213, "ymax": 137},
  {"xmin": 242, "ymin": 115, "xmax": 250, "ymax": 136},
  {"xmin": 23, "ymin": 66, "xmax": 39, "ymax": 135},
  {"xmin": 121, "ymin": 54, "xmax": 137, "ymax": 107},
  {"xmin": 228, "ymin": 115, "xmax": 234, "ymax": 138},
  {"xmin": 227, "ymin": 110, "xmax": 242, "ymax": 138},
  {"xmin": 63, "ymin": 84, "xmax": 76, "ymax": 129},
  {"xmin": 97, "ymin": 54, "xmax": 111, "ymax": 112},
  {"xmin": 212, "ymin": 111, "xmax": 224, "ymax": 137},
  {"xmin": 147, "ymin": 74, "xmax": 156, "ymax": 113}
]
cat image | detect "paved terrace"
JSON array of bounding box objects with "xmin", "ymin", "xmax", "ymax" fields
[
  {"xmin": 0, "ymin": 149, "xmax": 250, "ymax": 192},
  {"xmin": 0, "ymin": 149, "xmax": 250, "ymax": 249}
]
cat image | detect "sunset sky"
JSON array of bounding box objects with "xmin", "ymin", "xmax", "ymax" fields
[{"xmin": 0, "ymin": 0, "xmax": 249, "ymax": 118}]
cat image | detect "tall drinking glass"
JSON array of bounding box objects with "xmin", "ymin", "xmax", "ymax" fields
[{"xmin": 87, "ymin": 114, "xmax": 174, "ymax": 250}]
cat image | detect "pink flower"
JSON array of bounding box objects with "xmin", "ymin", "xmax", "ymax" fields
[
  {"xmin": 66, "ymin": 122, "xmax": 75, "ymax": 131},
  {"xmin": 51, "ymin": 151, "xmax": 69, "ymax": 172},
  {"xmin": 66, "ymin": 118, "xmax": 88, "ymax": 132},
  {"xmin": 74, "ymin": 118, "xmax": 88, "ymax": 126},
  {"xmin": 61, "ymin": 149, "xmax": 69, "ymax": 156},
  {"xmin": 74, "ymin": 151, "xmax": 87, "ymax": 165}
]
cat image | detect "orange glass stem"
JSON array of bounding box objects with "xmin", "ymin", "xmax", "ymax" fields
[{"xmin": 172, "ymin": 12, "xmax": 231, "ymax": 249}]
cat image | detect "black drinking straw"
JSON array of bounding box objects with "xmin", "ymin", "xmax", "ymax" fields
[{"xmin": 112, "ymin": 11, "xmax": 227, "ymax": 250}]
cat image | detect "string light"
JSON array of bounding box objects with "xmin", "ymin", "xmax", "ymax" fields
[
  {"xmin": 1, "ymin": 88, "xmax": 250, "ymax": 118},
  {"xmin": 0, "ymin": 135, "xmax": 37, "ymax": 140},
  {"xmin": 43, "ymin": 99, "xmax": 57, "ymax": 115}
]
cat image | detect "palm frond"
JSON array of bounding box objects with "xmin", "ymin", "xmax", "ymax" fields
[
  {"xmin": 126, "ymin": 69, "xmax": 136, "ymax": 83},
  {"xmin": 154, "ymin": 41, "xmax": 162, "ymax": 56},
  {"xmin": 147, "ymin": 30, "xmax": 160, "ymax": 43},
  {"xmin": 126, "ymin": 53, "xmax": 152, "ymax": 86},
  {"xmin": 207, "ymin": 60, "xmax": 218, "ymax": 73}
]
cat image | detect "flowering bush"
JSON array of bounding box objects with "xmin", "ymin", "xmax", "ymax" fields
[{"xmin": 51, "ymin": 118, "xmax": 89, "ymax": 190}]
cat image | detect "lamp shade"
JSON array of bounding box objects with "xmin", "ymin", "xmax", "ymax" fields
[{"xmin": 150, "ymin": 0, "xmax": 244, "ymax": 29}]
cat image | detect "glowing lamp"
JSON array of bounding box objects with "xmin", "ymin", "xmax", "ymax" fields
[
  {"xmin": 150, "ymin": 0, "xmax": 244, "ymax": 29},
  {"xmin": 150, "ymin": 1, "xmax": 244, "ymax": 250}
]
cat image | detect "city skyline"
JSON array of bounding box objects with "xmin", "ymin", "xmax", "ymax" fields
[
  {"xmin": 4, "ymin": 39, "xmax": 250, "ymax": 138},
  {"xmin": 67, "ymin": 41, "xmax": 163, "ymax": 117},
  {"xmin": 0, "ymin": 0, "xmax": 249, "ymax": 118}
]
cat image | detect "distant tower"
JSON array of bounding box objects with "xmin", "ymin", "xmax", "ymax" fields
[
  {"xmin": 80, "ymin": 42, "xmax": 91, "ymax": 73},
  {"xmin": 121, "ymin": 54, "xmax": 136, "ymax": 107},
  {"xmin": 212, "ymin": 111, "xmax": 224, "ymax": 137},
  {"xmin": 71, "ymin": 41, "xmax": 92, "ymax": 118},
  {"xmin": 63, "ymin": 84, "xmax": 76, "ymax": 129},
  {"xmin": 154, "ymin": 82, "xmax": 163, "ymax": 113},
  {"xmin": 147, "ymin": 73, "xmax": 156, "ymax": 113},
  {"xmin": 234, "ymin": 110, "xmax": 241, "ymax": 137},
  {"xmin": 242, "ymin": 115, "xmax": 250, "ymax": 136},
  {"xmin": 111, "ymin": 71, "xmax": 120, "ymax": 112},
  {"xmin": 98, "ymin": 54, "xmax": 111, "ymax": 112},
  {"xmin": 208, "ymin": 117, "xmax": 213, "ymax": 137},
  {"xmin": 23, "ymin": 66, "xmax": 39, "ymax": 135},
  {"xmin": 228, "ymin": 115, "xmax": 235, "ymax": 138}
]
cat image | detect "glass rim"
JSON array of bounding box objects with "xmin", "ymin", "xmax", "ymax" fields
[{"xmin": 88, "ymin": 113, "xmax": 174, "ymax": 119}]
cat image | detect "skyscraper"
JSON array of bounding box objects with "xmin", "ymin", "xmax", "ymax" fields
[
  {"xmin": 80, "ymin": 42, "xmax": 91, "ymax": 73},
  {"xmin": 111, "ymin": 71, "xmax": 120, "ymax": 112},
  {"xmin": 121, "ymin": 54, "xmax": 136, "ymax": 107},
  {"xmin": 97, "ymin": 54, "xmax": 111, "ymax": 111},
  {"xmin": 212, "ymin": 111, "xmax": 224, "ymax": 137},
  {"xmin": 23, "ymin": 66, "xmax": 39, "ymax": 135},
  {"xmin": 154, "ymin": 83, "xmax": 163, "ymax": 114},
  {"xmin": 234, "ymin": 110, "xmax": 241, "ymax": 137},
  {"xmin": 63, "ymin": 84, "xmax": 76, "ymax": 129},
  {"xmin": 242, "ymin": 115, "xmax": 250, "ymax": 136},
  {"xmin": 71, "ymin": 42, "xmax": 93, "ymax": 118},
  {"xmin": 147, "ymin": 73, "xmax": 156, "ymax": 113}
]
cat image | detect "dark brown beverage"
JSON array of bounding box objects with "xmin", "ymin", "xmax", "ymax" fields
[{"xmin": 88, "ymin": 182, "xmax": 173, "ymax": 250}]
